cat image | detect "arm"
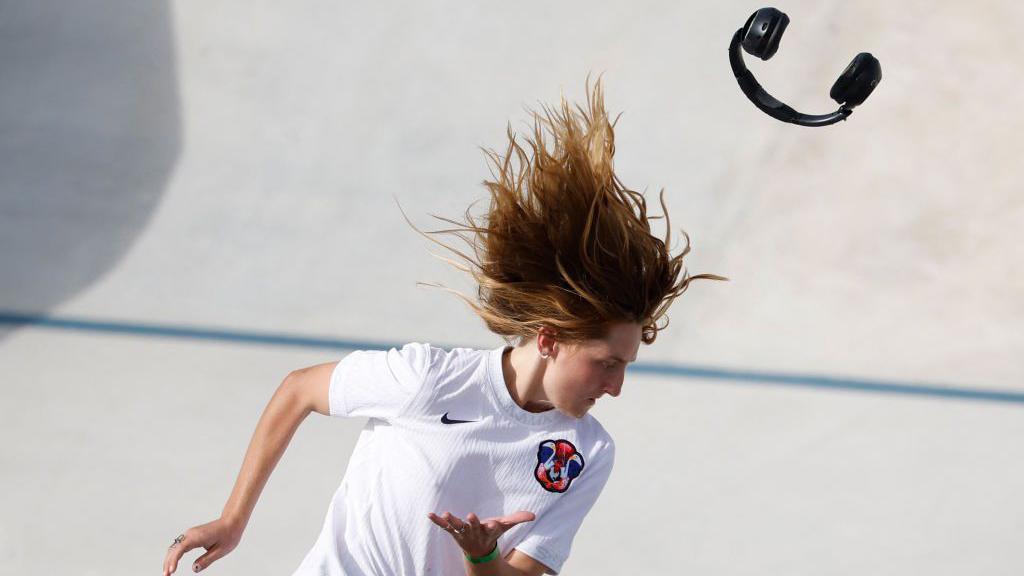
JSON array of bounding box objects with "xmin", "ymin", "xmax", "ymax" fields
[
  {"xmin": 464, "ymin": 549, "xmax": 549, "ymax": 576},
  {"xmin": 221, "ymin": 361, "xmax": 336, "ymax": 528},
  {"xmin": 163, "ymin": 362, "xmax": 336, "ymax": 575},
  {"xmin": 428, "ymin": 511, "xmax": 549, "ymax": 576}
]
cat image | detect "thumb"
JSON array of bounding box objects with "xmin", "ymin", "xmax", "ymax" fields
[
  {"xmin": 191, "ymin": 546, "xmax": 225, "ymax": 573},
  {"xmin": 500, "ymin": 510, "xmax": 536, "ymax": 526}
]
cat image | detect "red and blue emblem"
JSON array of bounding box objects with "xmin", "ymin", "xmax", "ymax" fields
[{"xmin": 534, "ymin": 439, "xmax": 585, "ymax": 493}]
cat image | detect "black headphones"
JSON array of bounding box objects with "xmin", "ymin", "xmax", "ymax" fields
[{"xmin": 729, "ymin": 7, "xmax": 882, "ymax": 127}]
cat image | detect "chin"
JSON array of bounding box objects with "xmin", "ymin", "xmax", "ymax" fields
[
  {"xmin": 555, "ymin": 397, "xmax": 593, "ymax": 419},
  {"xmin": 567, "ymin": 404, "xmax": 591, "ymax": 419},
  {"xmin": 554, "ymin": 405, "xmax": 583, "ymax": 419}
]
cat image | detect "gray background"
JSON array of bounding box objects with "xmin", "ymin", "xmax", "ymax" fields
[{"xmin": 1, "ymin": 1, "xmax": 1022, "ymax": 574}]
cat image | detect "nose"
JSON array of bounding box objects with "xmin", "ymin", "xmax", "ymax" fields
[{"xmin": 603, "ymin": 376, "xmax": 623, "ymax": 398}]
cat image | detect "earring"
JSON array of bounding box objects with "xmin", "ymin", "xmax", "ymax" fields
[{"xmin": 540, "ymin": 350, "xmax": 550, "ymax": 359}]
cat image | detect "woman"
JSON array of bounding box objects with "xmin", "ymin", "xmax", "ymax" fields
[{"xmin": 162, "ymin": 76, "xmax": 723, "ymax": 576}]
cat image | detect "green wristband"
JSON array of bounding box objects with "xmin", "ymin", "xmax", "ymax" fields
[{"xmin": 466, "ymin": 544, "xmax": 499, "ymax": 564}]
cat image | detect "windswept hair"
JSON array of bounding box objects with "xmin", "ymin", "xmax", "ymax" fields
[{"xmin": 401, "ymin": 75, "xmax": 726, "ymax": 345}]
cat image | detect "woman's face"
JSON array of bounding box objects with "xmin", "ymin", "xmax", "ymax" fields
[{"xmin": 546, "ymin": 322, "xmax": 642, "ymax": 418}]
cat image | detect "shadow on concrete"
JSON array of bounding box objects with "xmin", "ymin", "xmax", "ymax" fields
[{"xmin": 0, "ymin": 1, "xmax": 180, "ymax": 339}]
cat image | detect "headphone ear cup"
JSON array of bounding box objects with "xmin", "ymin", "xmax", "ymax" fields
[
  {"xmin": 741, "ymin": 7, "xmax": 790, "ymax": 60},
  {"xmin": 830, "ymin": 52, "xmax": 882, "ymax": 108}
]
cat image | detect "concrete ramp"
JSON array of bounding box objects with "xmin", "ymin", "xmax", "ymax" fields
[{"xmin": 2, "ymin": 1, "xmax": 1021, "ymax": 574}]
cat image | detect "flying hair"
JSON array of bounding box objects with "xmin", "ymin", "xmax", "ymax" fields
[{"xmin": 398, "ymin": 74, "xmax": 727, "ymax": 345}]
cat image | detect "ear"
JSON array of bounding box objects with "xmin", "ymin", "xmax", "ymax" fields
[{"xmin": 536, "ymin": 326, "xmax": 558, "ymax": 357}]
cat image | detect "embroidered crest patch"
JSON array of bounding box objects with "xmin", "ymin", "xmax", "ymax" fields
[{"xmin": 534, "ymin": 439, "xmax": 585, "ymax": 493}]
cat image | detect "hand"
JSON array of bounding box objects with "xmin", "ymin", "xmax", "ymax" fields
[
  {"xmin": 162, "ymin": 516, "xmax": 243, "ymax": 575},
  {"xmin": 427, "ymin": 510, "xmax": 536, "ymax": 558}
]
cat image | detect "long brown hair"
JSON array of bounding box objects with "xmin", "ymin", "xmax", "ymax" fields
[{"xmin": 400, "ymin": 74, "xmax": 726, "ymax": 345}]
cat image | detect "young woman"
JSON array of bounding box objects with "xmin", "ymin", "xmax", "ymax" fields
[{"xmin": 162, "ymin": 77, "xmax": 723, "ymax": 576}]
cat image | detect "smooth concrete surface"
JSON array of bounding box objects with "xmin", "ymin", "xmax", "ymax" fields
[{"xmin": 2, "ymin": 1, "xmax": 1022, "ymax": 574}]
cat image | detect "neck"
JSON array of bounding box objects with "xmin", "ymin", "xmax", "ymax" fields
[{"xmin": 501, "ymin": 344, "xmax": 554, "ymax": 413}]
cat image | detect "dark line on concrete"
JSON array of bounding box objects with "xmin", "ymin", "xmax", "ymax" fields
[
  {"xmin": 627, "ymin": 362, "xmax": 1024, "ymax": 404},
  {"xmin": 2, "ymin": 310, "xmax": 1021, "ymax": 405}
]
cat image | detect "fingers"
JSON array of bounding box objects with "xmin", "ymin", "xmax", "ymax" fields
[
  {"xmin": 163, "ymin": 532, "xmax": 201, "ymax": 575},
  {"xmin": 502, "ymin": 510, "xmax": 537, "ymax": 526},
  {"xmin": 480, "ymin": 510, "xmax": 536, "ymax": 531},
  {"xmin": 466, "ymin": 512, "xmax": 483, "ymax": 532},
  {"xmin": 163, "ymin": 525, "xmax": 225, "ymax": 575},
  {"xmin": 426, "ymin": 512, "xmax": 465, "ymax": 533},
  {"xmin": 464, "ymin": 512, "xmax": 500, "ymax": 536},
  {"xmin": 443, "ymin": 511, "xmax": 468, "ymax": 532},
  {"xmin": 427, "ymin": 509, "xmax": 535, "ymax": 537},
  {"xmin": 426, "ymin": 512, "xmax": 446, "ymax": 529},
  {"xmin": 193, "ymin": 544, "xmax": 227, "ymax": 573}
]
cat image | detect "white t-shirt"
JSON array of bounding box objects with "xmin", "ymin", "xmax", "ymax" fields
[{"xmin": 291, "ymin": 342, "xmax": 615, "ymax": 576}]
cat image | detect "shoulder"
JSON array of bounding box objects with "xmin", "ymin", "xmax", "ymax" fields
[
  {"xmin": 578, "ymin": 413, "xmax": 615, "ymax": 453},
  {"xmin": 383, "ymin": 342, "xmax": 495, "ymax": 402},
  {"xmin": 331, "ymin": 342, "xmax": 447, "ymax": 398},
  {"xmin": 560, "ymin": 413, "xmax": 615, "ymax": 480},
  {"xmin": 387, "ymin": 342, "xmax": 440, "ymax": 375},
  {"xmin": 391, "ymin": 342, "xmax": 487, "ymax": 378},
  {"xmin": 581, "ymin": 414, "xmax": 616, "ymax": 474},
  {"xmin": 367, "ymin": 342, "xmax": 456, "ymax": 381}
]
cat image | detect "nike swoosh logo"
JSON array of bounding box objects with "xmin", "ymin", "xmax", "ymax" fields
[{"xmin": 441, "ymin": 412, "xmax": 476, "ymax": 424}]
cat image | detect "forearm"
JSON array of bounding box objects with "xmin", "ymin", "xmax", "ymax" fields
[
  {"xmin": 464, "ymin": 554, "xmax": 526, "ymax": 576},
  {"xmin": 220, "ymin": 375, "xmax": 310, "ymax": 530}
]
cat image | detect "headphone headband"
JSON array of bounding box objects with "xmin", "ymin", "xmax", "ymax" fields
[
  {"xmin": 728, "ymin": 8, "xmax": 881, "ymax": 127},
  {"xmin": 729, "ymin": 30, "xmax": 851, "ymax": 127}
]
